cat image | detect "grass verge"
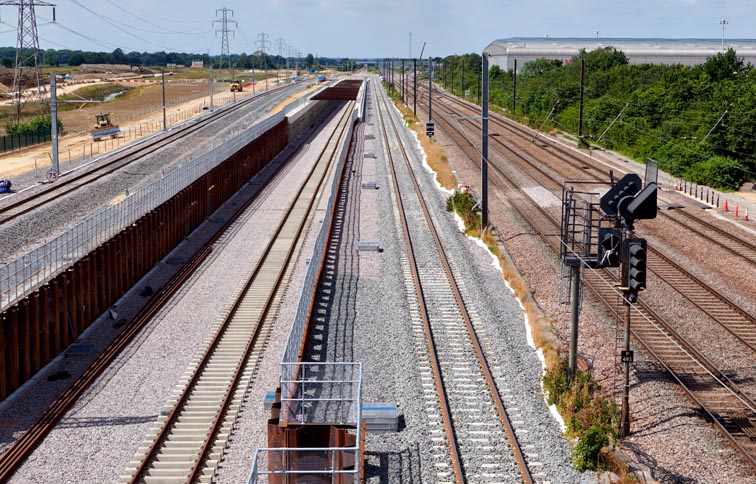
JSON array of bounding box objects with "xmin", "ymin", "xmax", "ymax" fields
[{"xmin": 384, "ymin": 84, "xmax": 456, "ymax": 190}]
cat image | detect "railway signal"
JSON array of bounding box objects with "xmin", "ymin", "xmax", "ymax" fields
[
  {"xmin": 600, "ymin": 173, "xmax": 641, "ymax": 218},
  {"xmin": 426, "ymin": 121, "xmax": 435, "ymax": 138},
  {"xmin": 625, "ymin": 182, "xmax": 658, "ymax": 221},
  {"xmin": 623, "ymin": 238, "xmax": 647, "ymax": 302},
  {"xmin": 597, "ymin": 227, "xmax": 622, "ymax": 268}
]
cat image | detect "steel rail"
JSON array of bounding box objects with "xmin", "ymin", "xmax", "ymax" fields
[
  {"xmin": 415, "ymin": 86, "xmax": 756, "ymax": 471},
  {"xmin": 426, "ymin": 85, "xmax": 756, "ymax": 268},
  {"xmin": 415, "ymin": 85, "xmax": 756, "ymax": 362},
  {"xmin": 0, "ymin": 99, "xmax": 336, "ymax": 482},
  {"xmin": 0, "ymin": 84, "xmax": 294, "ymax": 224},
  {"xmin": 125, "ymin": 101, "xmax": 354, "ymax": 483},
  {"xmin": 379, "ymin": 81, "xmax": 533, "ymax": 483}
]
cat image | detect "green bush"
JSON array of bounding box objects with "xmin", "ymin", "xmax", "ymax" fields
[
  {"xmin": 573, "ymin": 424, "xmax": 610, "ymax": 471},
  {"xmin": 6, "ymin": 115, "xmax": 63, "ymax": 135},
  {"xmin": 441, "ymin": 48, "xmax": 756, "ymax": 190},
  {"xmin": 446, "ymin": 190, "xmax": 480, "ymax": 234},
  {"xmin": 543, "ymin": 357, "xmax": 619, "ymax": 471}
]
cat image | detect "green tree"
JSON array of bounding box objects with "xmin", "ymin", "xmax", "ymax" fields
[
  {"xmin": 42, "ymin": 49, "xmax": 59, "ymax": 66},
  {"xmin": 111, "ymin": 48, "xmax": 127, "ymax": 64},
  {"xmin": 68, "ymin": 53, "xmax": 85, "ymax": 66},
  {"xmin": 699, "ymin": 48, "xmax": 747, "ymax": 82}
]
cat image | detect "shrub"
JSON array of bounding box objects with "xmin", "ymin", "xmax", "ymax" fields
[
  {"xmin": 574, "ymin": 424, "xmax": 611, "ymax": 471},
  {"xmin": 543, "ymin": 357, "xmax": 619, "ymax": 471},
  {"xmin": 5, "ymin": 115, "xmax": 63, "ymax": 135},
  {"xmin": 446, "ymin": 190, "xmax": 480, "ymax": 234}
]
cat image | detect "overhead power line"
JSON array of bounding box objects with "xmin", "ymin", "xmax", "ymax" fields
[{"xmin": 103, "ymin": 0, "xmax": 207, "ymax": 35}]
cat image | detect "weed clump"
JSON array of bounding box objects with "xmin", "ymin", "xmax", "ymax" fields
[{"xmin": 543, "ymin": 357, "xmax": 619, "ymax": 471}]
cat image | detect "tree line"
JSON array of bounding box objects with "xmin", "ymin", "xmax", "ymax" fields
[
  {"xmin": 438, "ymin": 48, "xmax": 756, "ymax": 191},
  {"xmin": 0, "ymin": 47, "xmax": 356, "ymax": 72}
]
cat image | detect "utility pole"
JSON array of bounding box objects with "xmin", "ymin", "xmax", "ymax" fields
[
  {"xmin": 401, "ymin": 59, "xmax": 405, "ymax": 102},
  {"xmin": 1, "ymin": 0, "xmax": 56, "ymax": 122},
  {"xmin": 481, "ymin": 52, "xmax": 489, "ymax": 228},
  {"xmin": 512, "ymin": 59, "xmax": 517, "ymax": 111},
  {"xmin": 461, "ymin": 56, "xmax": 465, "ymax": 98},
  {"xmin": 209, "ymin": 65, "xmax": 214, "ymax": 111},
  {"xmin": 213, "ymin": 7, "xmax": 236, "ymax": 76},
  {"xmin": 578, "ymin": 58, "xmax": 585, "ymax": 144},
  {"xmin": 413, "ymin": 58, "xmax": 417, "ymax": 115},
  {"xmin": 450, "ymin": 58, "xmax": 454, "ymax": 94},
  {"xmin": 619, "ymin": 286, "xmax": 632, "ymax": 437},
  {"xmin": 49, "ymin": 72, "xmax": 58, "ymax": 176},
  {"xmin": 409, "ymin": 32, "xmax": 412, "ymax": 59},
  {"xmin": 428, "ymin": 56, "xmax": 433, "ymax": 123},
  {"xmin": 256, "ymin": 32, "xmax": 270, "ymax": 91},
  {"xmin": 162, "ymin": 69, "xmax": 166, "ymax": 130},
  {"xmin": 275, "ymin": 37, "xmax": 285, "ymax": 86}
]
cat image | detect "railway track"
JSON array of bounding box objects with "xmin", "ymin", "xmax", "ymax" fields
[
  {"xmin": 420, "ymin": 86, "xmax": 756, "ymax": 362},
  {"xmin": 0, "ymin": 99, "xmax": 343, "ymax": 482},
  {"xmin": 407, "ymin": 82, "xmax": 756, "ymax": 470},
  {"xmin": 119, "ymin": 100, "xmax": 354, "ymax": 483},
  {"xmin": 429, "ymin": 87, "xmax": 756, "ymax": 269},
  {"xmin": 0, "ymin": 84, "xmax": 297, "ymax": 225},
  {"xmin": 378, "ymin": 81, "xmax": 533, "ymax": 483}
]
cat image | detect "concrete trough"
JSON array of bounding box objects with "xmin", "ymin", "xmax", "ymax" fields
[
  {"xmin": 357, "ymin": 241, "xmax": 380, "ymax": 252},
  {"xmin": 362, "ymin": 402, "xmax": 399, "ymax": 433}
]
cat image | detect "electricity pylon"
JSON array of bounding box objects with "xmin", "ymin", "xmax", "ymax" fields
[{"xmin": 0, "ymin": 0, "xmax": 56, "ymax": 122}]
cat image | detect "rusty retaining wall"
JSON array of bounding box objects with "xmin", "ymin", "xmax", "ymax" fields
[{"xmin": 0, "ymin": 119, "xmax": 288, "ymax": 402}]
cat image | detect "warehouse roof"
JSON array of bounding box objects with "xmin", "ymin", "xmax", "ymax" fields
[{"xmin": 482, "ymin": 38, "xmax": 756, "ymax": 72}]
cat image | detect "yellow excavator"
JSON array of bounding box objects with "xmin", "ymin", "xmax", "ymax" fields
[
  {"xmin": 230, "ymin": 81, "xmax": 243, "ymax": 92},
  {"xmin": 90, "ymin": 113, "xmax": 121, "ymax": 141}
]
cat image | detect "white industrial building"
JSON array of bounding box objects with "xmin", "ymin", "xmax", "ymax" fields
[{"xmin": 483, "ymin": 38, "xmax": 756, "ymax": 72}]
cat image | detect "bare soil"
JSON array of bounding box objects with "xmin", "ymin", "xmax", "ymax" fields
[{"xmin": 0, "ymin": 80, "xmax": 255, "ymax": 178}]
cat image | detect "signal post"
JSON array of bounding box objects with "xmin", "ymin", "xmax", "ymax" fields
[{"xmin": 596, "ymin": 171, "xmax": 657, "ymax": 438}]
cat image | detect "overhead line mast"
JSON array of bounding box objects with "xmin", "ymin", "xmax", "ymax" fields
[{"xmin": 0, "ymin": 0, "xmax": 56, "ymax": 123}]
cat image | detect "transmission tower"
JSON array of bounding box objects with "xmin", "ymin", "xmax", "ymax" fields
[
  {"xmin": 213, "ymin": 7, "xmax": 236, "ymax": 74},
  {"xmin": 256, "ymin": 32, "xmax": 270, "ymax": 89},
  {"xmin": 275, "ymin": 37, "xmax": 285, "ymax": 83},
  {"xmin": 0, "ymin": 0, "xmax": 56, "ymax": 122}
]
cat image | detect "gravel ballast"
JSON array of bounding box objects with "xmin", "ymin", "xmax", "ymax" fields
[
  {"xmin": 413, "ymin": 88, "xmax": 756, "ymax": 482},
  {"xmin": 0, "ymin": 101, "xmax": 346, "ymax": 483}
]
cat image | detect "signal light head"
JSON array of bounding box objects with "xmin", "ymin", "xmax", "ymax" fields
[
  {"xmin": 623, "ymin": 238, "xmax": 648, "ymax": 301},
  {"xmin": 597, "ymin": 227, "xmax": 622, "ymax": 268}
]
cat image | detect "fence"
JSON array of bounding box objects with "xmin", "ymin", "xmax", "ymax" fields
[
  {"xmin": 0, "ymin": 128, "xmax": 61, "ymax": 154},
  {"xmin": 0, "ymin": 83, "xmax": 326, "ymax": 312}
]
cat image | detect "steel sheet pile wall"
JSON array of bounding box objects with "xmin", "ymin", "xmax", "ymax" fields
[
  {"xmin": 1, "ymin": 113, "xmax": 287, "ymax": 312},
  {"xmin": 0, "ymin": 119, "xmax": 288, "ymax": 401}
]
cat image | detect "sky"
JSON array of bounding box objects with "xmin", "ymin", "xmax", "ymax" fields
[{"xmin": 0, "ymin": 0, "xmax": 755, "ymax": 58}]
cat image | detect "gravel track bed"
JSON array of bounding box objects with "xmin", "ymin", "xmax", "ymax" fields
[
  {"xmin": 0, "ymin": 85, "xmax": 306, "ymax": 262},
  {"xmin": 387, "ymin": 86, "xmax": 591, "ymax": 484},
  {"xmin": 0, "ymin": 102, "xmax": 343, "ymax": 483},
  {"xmin": 414, "ymin": 94, "xmax": 756, "ymax": 482},
  {"xmin": 212, "ymin": 101, "xmax": 352, "ymax": 484},
  {"xmin": 382, "ymin": 92, "xmax": 525, "ymax": 482}
]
